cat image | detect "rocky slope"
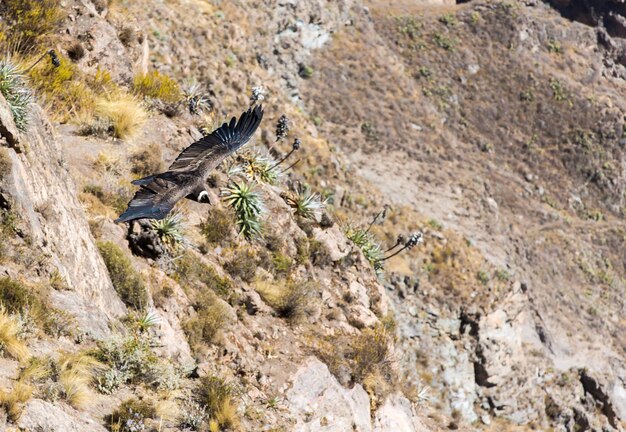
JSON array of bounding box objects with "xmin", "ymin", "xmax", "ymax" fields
[{"xmin": 0, "ymin": 0, "xmax": 624, "ymax": 431}]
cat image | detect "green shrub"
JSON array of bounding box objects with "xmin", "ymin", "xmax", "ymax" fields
[
  {"xmin": 97, "ymin": 241, "xmax": 147, "ymax": 310},
  {"xmin": 0, "ymin": 59, "xmax": 33, "ymax": 131},
  {"xmin": 271, "ymin": 251, "xmax": 292, "ymax": 275},
  {"xmin": 151, "ymin": 212, "xmax": 188, "ymax": 252},
  {"xmin": 200, "ymin": 207, "xmax": 235, "ymax": 245},
  {"xmin": 133, "ymin": 70, "xmax": 182, "ymax": 103},
  {"xmin": 294, "ymin": 237, "xmax": 309, "ymax": 265},
  {"xmin": 0, "ymin": 277, "xmax": 32, "ymax": 314},
  {"xmin": 106, "ymin": 398, "xmax": 156, "ymax": 432}
]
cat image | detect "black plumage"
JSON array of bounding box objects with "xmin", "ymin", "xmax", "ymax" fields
[{"xmin": 115, "ymin": 105, "xmax": 264, "ymax": 223}]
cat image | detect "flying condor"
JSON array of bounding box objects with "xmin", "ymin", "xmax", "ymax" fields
[{"xmin": 115, "ymin": 105, "xmax": 264, "ymax": 223}]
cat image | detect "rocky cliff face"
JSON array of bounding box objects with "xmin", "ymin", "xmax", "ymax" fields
[{"xmin": 0, "ymin": 0, "xmax": 624, "ymax": 431}]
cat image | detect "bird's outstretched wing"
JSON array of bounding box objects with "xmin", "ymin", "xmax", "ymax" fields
[
  {"xmin": 115, "ymin": 106, "xmax": 264, "ymax": 223},
  {"xmin": 167, "ymin": 104, "xmax": 264, "ymax": 174},
  {"xmin": 115, "ymin": 174, "xmax": 189, "ymax": 223}
]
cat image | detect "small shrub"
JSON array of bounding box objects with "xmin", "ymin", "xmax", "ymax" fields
[
  {"xmin": 477, "ymin": 270, "xmax": 490, "ymax": 285},
  {"xmin": 0, "ymin": 277, "xmax": 34, "ymax": 314},
  {"xmin": 438, "ymin": 14, "xmax": 457, "ymax": 26},
  {"xmin": 184, "ymin": 289, "xmax": 230, "ymax": 346},
  {"xmin": 495, "ymin": 269, "xmax": 510, "ymax": 281},
  {"xmin": 427, "ymin": 219, "xmax": 443, "ymax": 230},
  {"xmin": 0, "ymin": 307, "xmax": 29, "ymax": 361},
  {"xmin": 298, "ymin": 64, "xmax": 314, "ymax": 79},
  {"xmin": 271, "ymin": 251, "xmax": 292, "ymax": 275},
  {"xmin": 255, "ymin": 280, "xmax": 313, "ymax": 323},
  {"xmin": 224, "ymin": 248, "xmax": 257, "ymax": 282},
  {"xmin": 130, "ymin": 143, "xmax": 163, "ymax": 177},
  {"xmin": 198, "ymin": 376, "xmax": 239, "ymax": 429},
  {"xmin": 94, "ymin": 335, "xmax": 156, "ymax": 394},
  {"xmin": 200, "ymin": 207, "xmax": 235, "ymax": 245},
  {"xmin": 133, "ymin": 70, "xmax": 182, "ymax": 103},
  {"xmin": 294, "ymin": 237, "xmax": 309, "ymax": 265},
  {"xmin": 97, "ymin": 241, "xmax": 147, "ymax": 310},
  {"xmin": 106, "ymin": 398, "xmax": 156, "ymax": 432},
  {"xmin": 2, "ymin": 0, "xmax": 64, "ymax": 53},
  {"xmin": 95, "ymin": 93, "xmax": 147, "ymax": 139},
  {"xmin": 173, "ymin": 251, "xmax": 232, "ymax": 298},
  {"xmin": 0, "ymin": 59, "xmax": 33, "ymax": 131},
  {"xmin": 221, "ymin": 181, "xmax": 264, "ymax": 239},
  {"xmin": 351, "ymin": 325, "xmax": 394, "ymax": 383},
  {"xmin": 66, "ymin": 41, "xmax": 85, "ymax": 61}
]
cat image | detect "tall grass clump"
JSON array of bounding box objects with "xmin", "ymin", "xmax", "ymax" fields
[
  {"xmin": 0, "ymin": 59, "xmax": 32, "ymax": 131},
  {"xmin": 0, "ymin": 306, "xmax": 29, "ymax": 361},
  {"xmin": 222, "ymin": 181, "xmax": 264, "ymax": 239},
  {"xmin": 95, "ymin": 93, "xmax": 147, "ymax": 139},
  {"xmin": 97, "ymin": 241, "xmax": 147, "ymax": 310}
]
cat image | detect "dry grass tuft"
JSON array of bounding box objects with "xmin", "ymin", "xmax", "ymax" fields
[
  {"xmin": 58, "ymin": 351, "xmax": 103, "ymax": 409},
  {"xmin": 200, "ymin": 207, "xmax": 235, "ymax": 245},
  {"xmin": 0, "ymin": 148, "xmax": 11, "ymax": 179},
  {"xmin": 95, "ymin": 93, "xmax": 147, "ymax": 139},
  {"xmin": 107, "ymin": 397, "xmax": 157, "ymax": 432},
  {"xmin": 198, "ymin": 375, "xmax": 239, "ymax": 429},
  {"xmin": 0, "ymin": 380, "xmax": 33, "ymax": 421},
  {"xmin": 0, "ymin": 306, "xmax": 29, "ymax": 362}
]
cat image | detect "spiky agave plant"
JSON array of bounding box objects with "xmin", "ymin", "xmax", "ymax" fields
[
  {"xmin": 0, "ymin": 59, "xmax": 33, "ymax": 131},
  {"xmin": 151, "ymin": 211, "xmax": 188, "ymax": 251},
  {"xmin": 222, "ymin": 181, "xmax": 264, "ymax": 239},
  {"xmin": 284, "ymin": 184, "xmax": 325, "ymax": 220},
  {"xmin": 345, "ymin": 226, "xmax": 385, "ymax": 275}
]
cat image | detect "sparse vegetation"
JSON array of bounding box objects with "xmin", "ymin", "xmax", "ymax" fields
[
  {"xmin": 130, "ymin": 143, "xmax": 163, "ymax": 177},
  {"xmin": 133, "ymin": 70, "xmax": 182, "ymax": 103},
  {"xmin": 439, "ymin": 14, "xmax": 457, "ymax": 26},
  {"xmin": 222, "ymin": 181, "xmax": 264, "ymax": 239},
  {"xmin": 106, "ymin": 397, "xmax": 157, "ymax": 432},
  {"xmin": 0, "ymin": 59, "xmax": 33, "ymax": 131},
  {"xmin": 0, "ymin": 148, "xmax": 11, "ymax": 179},
  {"xmin": 57, "ymin": 351, "xmax": 103, "ymax": 409},
  {"xmin": 97, "ymin": 241, "xmax": 148, "ymax": 310},
  {"xmin": 173, "ymin": 251, "xmax": 232, "ymax": 298},
  {"xmin": 549, "ymin": 78, "xmax": 568, "ymax": 102},
  {"xmin": 433, "ymin": 32, "xmax": 457, "ymax": 50},
  {"xmin": 298, "ymin": 64, "xmax": 314, "ymax": 79},
  {"xmin": 200, "ymin": 207, "xmax": 235, "ymax": 245}
]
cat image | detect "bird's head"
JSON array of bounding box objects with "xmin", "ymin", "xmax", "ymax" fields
[{"xmin": 197, "ymin": 190, "xmax": 211, "ymax": 204}]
